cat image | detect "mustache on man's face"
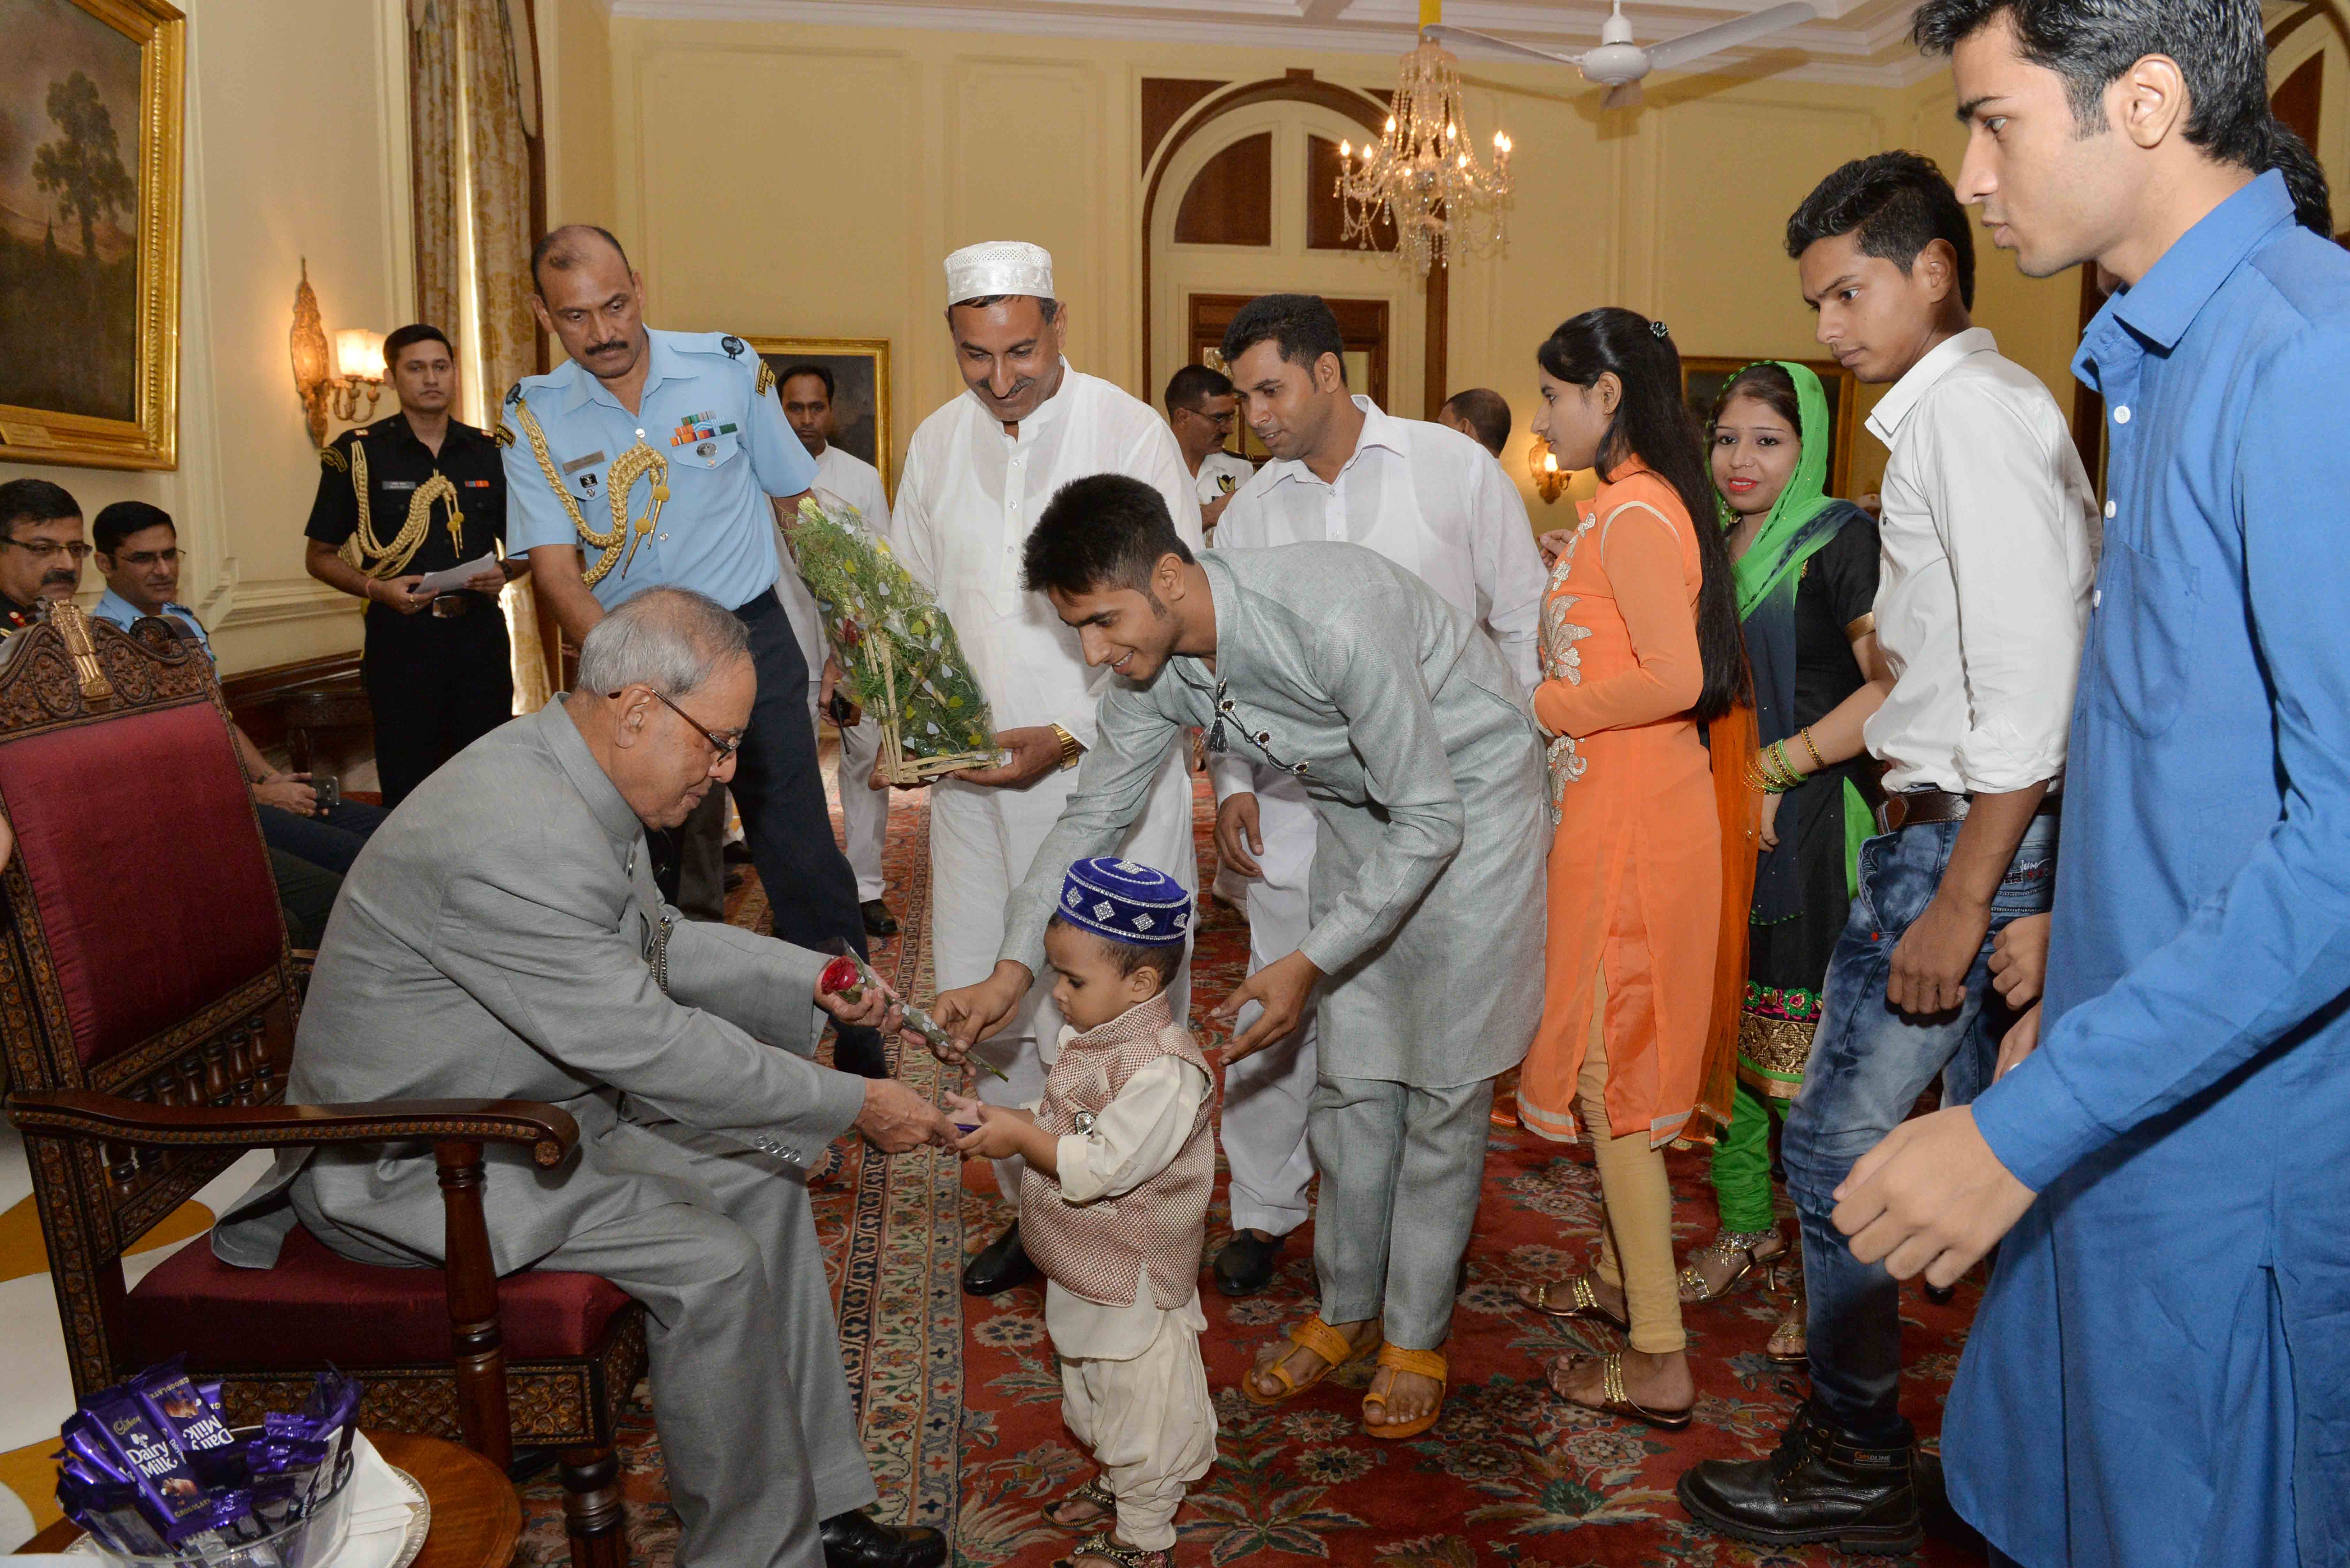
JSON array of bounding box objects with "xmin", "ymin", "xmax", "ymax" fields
[
  {"xmin": 42, "ymin": 570, "xmax": 77, "ymax": 587},
  {"xmin": 585, "ymin": 337, "xmax": 628, "ymax": 357}
]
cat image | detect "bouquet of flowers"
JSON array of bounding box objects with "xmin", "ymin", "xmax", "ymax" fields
[{"xmin": 788, "ymin": 496, "xmax": 1003, "ymax": 783}]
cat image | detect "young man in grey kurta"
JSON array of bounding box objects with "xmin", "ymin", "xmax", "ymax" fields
[{"xmin": 938, "ymin": 473, "xmax": 1547, "ymax": 1401}]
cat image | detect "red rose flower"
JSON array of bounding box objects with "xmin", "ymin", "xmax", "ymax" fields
[{"xmin": 820, "ymin": 956, "xmax": 863, "ymax": 997}]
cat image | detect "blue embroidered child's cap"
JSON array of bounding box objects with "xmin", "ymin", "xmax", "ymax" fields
[{"xmin": 1057, "ymin": 857, "xmax": 1192, "ymax": 947}]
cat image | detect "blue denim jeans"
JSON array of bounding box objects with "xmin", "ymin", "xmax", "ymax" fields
[{"xmin": 1783, "ymin": 814, "xmax": 2058, "ymax": 1441}]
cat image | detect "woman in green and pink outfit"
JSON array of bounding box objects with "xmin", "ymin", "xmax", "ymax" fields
[{"xmin": 1678, "ymin": 361, "xmax": 1889, "ymax": 1360}]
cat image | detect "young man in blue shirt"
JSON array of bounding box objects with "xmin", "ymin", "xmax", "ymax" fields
[{"xmin": 1821, "ymin": 3, "xmax": 2350, "ymax": 1564}]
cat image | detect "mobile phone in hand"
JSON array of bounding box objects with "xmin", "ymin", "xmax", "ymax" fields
[{"xmin": 825, "ymin": 690, "xmax": 863, "ymax": 728}]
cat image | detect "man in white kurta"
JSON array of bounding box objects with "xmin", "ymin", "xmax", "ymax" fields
[
  {"xmin": 888, "ymin": 242, "xmax": 1201, "ymax": 1291},
  {"xmin": 1206, "ymin": 293, "xmax": 1547, "ymax": 1298},
  {"xmin": 774, "ymin": 363, "xmax": 895, "ymax": 927}
]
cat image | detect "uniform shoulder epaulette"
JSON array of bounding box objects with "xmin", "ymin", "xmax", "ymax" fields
[
  {"xmin": 319, "ymin": 442, "xmax": 348, "ymax": 473},
  {"xmin": 755, "ymin": 359, "xmax": 776, "ymax": 395}
]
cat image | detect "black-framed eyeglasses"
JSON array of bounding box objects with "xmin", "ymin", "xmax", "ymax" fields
[
  {"xmin": 0, "ymin": 539, "xmax": 92, "ymax": 561},
  {"xmin": 616, "ymin": 687, "xmax": 742, "ymax": 761}
]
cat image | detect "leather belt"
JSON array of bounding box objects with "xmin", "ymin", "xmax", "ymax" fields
[
  {"xmin": 1878, "ymin": 788, "xmax": 2062, "ymax": 835},
  {"xmin": 429, "ymin": 592, "xmax": 474, "ymax": 618}
]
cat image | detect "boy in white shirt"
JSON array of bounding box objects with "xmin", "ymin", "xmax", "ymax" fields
[{"xmin": 953, "ymin": 857, "xmax": 1215, "ymax": 1568}]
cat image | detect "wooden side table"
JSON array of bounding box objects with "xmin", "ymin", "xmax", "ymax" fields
[{"xmin": 15, "ymin": 1431, "xmax": 521, "ymax": 1568}]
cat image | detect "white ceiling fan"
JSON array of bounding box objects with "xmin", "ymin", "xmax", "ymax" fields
[{"xmin": 1426, "ymin": 0, "xmax": 1817, "ymax": 110}]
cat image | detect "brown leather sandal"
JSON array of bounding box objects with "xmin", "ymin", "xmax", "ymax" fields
[
  {"xmin": 1362, "ymin": 1343, "xmax": 1448, "ymax": 1440},
  {"xmin": 1514, "ymin": 1273, "xmax": 1629, "ymax": 1331},
  {"xmin": 1242, "ymin": 1314, "xmax": 1379, "ymax": 1406},
  {"xmin": 1546, "ymin": 1350, "xmax": 1694, "ymax": 1431}
]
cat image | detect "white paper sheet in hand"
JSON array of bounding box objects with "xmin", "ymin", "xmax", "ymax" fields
[{"xmin": 412, "ymin": 553, "xmax": 499, "ymax": 597}]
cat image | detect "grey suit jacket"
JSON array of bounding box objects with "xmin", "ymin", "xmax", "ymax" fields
[
  {"xmin": 1003, "ymin": 544, "xmax": 1548, "ymax": 1084},
  {"xmin": 214, "ymin": 699, "xmax": 868, "ymax": 1274}
]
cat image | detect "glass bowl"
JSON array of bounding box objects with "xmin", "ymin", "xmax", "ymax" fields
[{"xmin": 78, "ymin": 1436, "xmax": 354, "ymax": 1568}]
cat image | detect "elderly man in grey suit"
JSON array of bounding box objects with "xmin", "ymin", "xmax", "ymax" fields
[
  {"xmin": 935, "ymin": 474, "xmax": 1547, "ymax": 1443},
  {"xmin": 214, "ymin": 587, "xmax": 954, "ymax": 1568}
]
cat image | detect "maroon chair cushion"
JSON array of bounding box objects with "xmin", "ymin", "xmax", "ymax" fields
[
  {"xmin": 0, "ymin": 699, "xmax": 282, "ymax": 1067},
  {"xmin": 126, "ymin": 1227, "xmax": 634, "ymax": 1367}
]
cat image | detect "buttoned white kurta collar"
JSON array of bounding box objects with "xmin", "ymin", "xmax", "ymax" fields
[
  {"xmin": 973, "ymin": 362, "xmax": 1073, "ymax": 605},
  {"xmin": 1865, "ymin": 327, "xmax": 1998, "ymax": 447}
]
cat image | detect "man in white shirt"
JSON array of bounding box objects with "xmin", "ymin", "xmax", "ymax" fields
[
  {"xmin": 1679, "ymin": 151, "xmax": 2096, "ymax": 1555},
  {"xmin": 1436, "ymin": 388, "xmax": 1512, "ymax": 459},
  {"xmin": 888, "ymin": 241, "xmax": 1203, "ymax": 1298},
  {"xmin": 1208, "ymin": 293, "xmax": 1547, "ymax": 1300},
  {"xmin": 778, "ymin": 362, "xmax": 896, "ymax": 939},
  {"xmin": 1163, "ymin": 364, "xmax": 1255, "ymax": 539}
]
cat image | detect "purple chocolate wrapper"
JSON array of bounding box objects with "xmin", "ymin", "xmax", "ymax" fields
[
  {"xmin": 76, "ymin": 1385, "xmax": 219, "ymax": 1545},
  {"xmin": 56, "ymin": 1470, "xmax": 169, "ymax": 1556},
  {"xmin": 133, "ymin": 1354, "xmax": 238, "ymax": 1453}
]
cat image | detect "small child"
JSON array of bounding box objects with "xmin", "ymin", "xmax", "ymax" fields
[{"xmin": 953, "ymin": 857, "xmax": 1217, "ymax": 1568}]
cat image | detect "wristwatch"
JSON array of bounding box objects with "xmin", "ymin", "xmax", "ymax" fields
[{"xmin": 1050, "ymin": 724, "xmax": 1083, "ymax": 771}]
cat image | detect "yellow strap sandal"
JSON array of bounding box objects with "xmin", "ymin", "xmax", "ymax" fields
[
  {"xmin": 1361, "ymin": 1343, "xmax": 1449, "ymax": 1441},
  {"xmin": 1242, "ymin": 1314, "xmax": 1376, "ymax": 1407}
]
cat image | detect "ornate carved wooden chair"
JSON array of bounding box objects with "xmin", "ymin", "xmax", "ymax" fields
[{"xmin": 0, "ymin": 608, "xmax": 644, "ymax": 1567}]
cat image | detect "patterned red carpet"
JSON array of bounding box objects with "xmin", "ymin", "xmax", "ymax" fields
[{"xmin": 516, "ymin": 769, "xmax": 1989, "ymax": 1566}]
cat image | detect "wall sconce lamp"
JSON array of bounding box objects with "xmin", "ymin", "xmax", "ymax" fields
[
  {"xmin": 289, "ymin": 259, "xmax": 385, "ymax": 449},
  {"xmin": 1528, "ymin": 436, "xmax": 1568, "ymax": 504}
]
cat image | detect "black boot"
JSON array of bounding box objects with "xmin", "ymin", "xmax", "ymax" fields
[
  {"xmin": 862, "ymin": 899, "xmax": 900, "ymax": 938},
  {"xmin": 1677, "ymin": 1400, "xmax": 1923, "ymax": 1555},
  {"xmin": 1212, "ymin": 1230, "xmax": 1284, "ymax": 1297},
  {"xmin": 961, "ymin": 1220, "xmax": 1040, "ymax": 1297},
  {"xmin": 820, "ymin": 1508, "xmax": 946, "ymax": 1568}
]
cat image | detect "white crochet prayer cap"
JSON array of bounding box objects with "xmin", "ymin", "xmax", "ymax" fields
[{"xmin": 944, "ymin": 241, "xmax": 1055, "ymax": 306}]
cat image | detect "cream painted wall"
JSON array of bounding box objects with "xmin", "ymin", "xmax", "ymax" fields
[
  {"xmin": 589, "ymin": 19, "xmax": 2089, "ymax": 517},
  {"xmin": 5, "ymin": 0, "xmax": 413, "ymax": 675},
  {"xmin": 540, "ymin": 0, "xmax": 618, "ymax": 230}
]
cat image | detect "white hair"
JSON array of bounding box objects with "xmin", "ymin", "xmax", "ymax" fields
[{"xmin": 574, "ymin": 586, "xmax": 748, "ymax": 699}]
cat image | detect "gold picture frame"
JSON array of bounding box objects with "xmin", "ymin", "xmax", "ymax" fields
[
  {"xmin": 0, "ymin": 0, "xmax": 185, "ymax": 471},
  {"xmin": 745, "ymin": 337, "xmax": 892, "ymax": 498},
  {"xmin": 1682, "ymin": 356, "xmax": 1860, "ymax": 501}
]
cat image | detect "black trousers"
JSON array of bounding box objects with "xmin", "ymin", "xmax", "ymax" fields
[
  {"xmin": 651, "ymin": 589, "xmax": 879, "ymax": 1071},
  {"xmin": 363, "ymin": 597, "xmax": 513, "ymax": 809}
]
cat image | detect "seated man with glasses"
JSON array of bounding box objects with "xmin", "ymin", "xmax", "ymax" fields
[
  {"xmin": 90, "ymin": 501, "xmax": 391, "ymax": 881},
  {"xmin": 0, "ymin": 477, "xmax": 94, "ymax": 631}
]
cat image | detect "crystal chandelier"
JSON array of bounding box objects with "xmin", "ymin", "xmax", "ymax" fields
[{"xmin": 1336, "ymin": 4, "xmax": 1512, "ymax": 280}]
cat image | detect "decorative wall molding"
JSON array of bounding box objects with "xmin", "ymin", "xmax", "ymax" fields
[{"xmin": 607, "ymin": 0, "xmax": 1944, "ymax": 87}]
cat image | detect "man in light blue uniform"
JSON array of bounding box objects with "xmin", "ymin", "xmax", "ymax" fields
[
  {"xmin": 504, "ymin": 224, "xmax": 887, "ymax": 1079},
  {"xmin": 1837, "ymin": 5, "xmax": 2350, "ymax": 1565}
]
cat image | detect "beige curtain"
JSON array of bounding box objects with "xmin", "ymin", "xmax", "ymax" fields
[{"xmin": 410, "ymin": 0, "xmax": 553, "ymax": 712}]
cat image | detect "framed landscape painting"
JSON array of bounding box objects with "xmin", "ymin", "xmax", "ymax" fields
[
  {"xmin": 1682, "ymin": 356, "xmax": 1859, "ymax": 502},
  {"xmin": 0, "ymin": 0, "xmax": 183, "ymax": 470},
  {"xmin": 747, "ymin": 337, "xmax": 891, "ymax": 495}
]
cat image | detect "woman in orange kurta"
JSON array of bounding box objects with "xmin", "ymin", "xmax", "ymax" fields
[{"xmin": 1512, "ymin": 308, "xmax": 1749, "ymax": 1429}]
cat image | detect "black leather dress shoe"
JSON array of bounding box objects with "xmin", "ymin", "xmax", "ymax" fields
[
  {"xmin": 1677, "ymin": 1401, "xmax": 1923, "ymax": 1556},
  {"xmin": 820, "ymin": 1508, "xmax": 947, "ymax": 1568},
  {"xmin": 862, "ymin": 899, "xmax": 900, "ymax": 938},
  {"xmin": 1212, "ymin": 1230, "xmax": 1284, "ymax": 1297},
  {"xmin": 962, "ymin": 1220, "xmax": 1040, "ymax": 1297}
]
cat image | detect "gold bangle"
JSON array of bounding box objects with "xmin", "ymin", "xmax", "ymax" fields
[
  {"xmin": 1050, "ymin": 723, "xmax": 1083, "ymax": 771},
  {"xmin": 1799, "ymin": 727, "xmax": 1828, "ymax": 773},
  {"xmin": 1765, "ymin": 741, "xmax": 1804, "ymax": 789}
]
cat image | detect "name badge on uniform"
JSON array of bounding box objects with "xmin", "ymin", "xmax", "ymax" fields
[
  {"xmin": 381, "ymin": 479, "xmax": 417, "ymax": 492},
  {"xmin": 561, "ymin": 450, "xmax": 606, "ymax": 475}
]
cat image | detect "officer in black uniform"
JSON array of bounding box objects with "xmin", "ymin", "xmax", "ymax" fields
[
  {"xmin": 0, "ymin": 477, "xmax": 88, "ymax": 632},
  {"xmin": 303, "ymin": 323, "xmax": 525, "ymax": 808}
]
